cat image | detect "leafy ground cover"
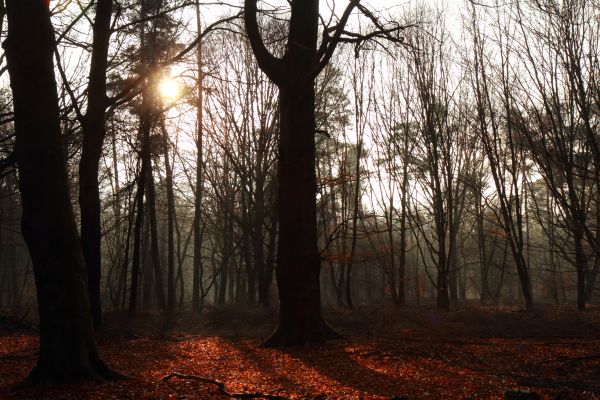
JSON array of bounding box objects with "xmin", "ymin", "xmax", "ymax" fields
[{"xmin": 0, "ymin": 305, "xmax": 599, "ymax": 399}]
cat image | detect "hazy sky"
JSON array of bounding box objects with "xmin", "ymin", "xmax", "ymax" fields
[{"xmin": 201, "ymin": 0, "xmax": 459, "ymax": 24}]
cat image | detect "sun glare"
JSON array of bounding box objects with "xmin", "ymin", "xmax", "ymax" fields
[{"xmin": 158, "ymin": 78, "xmax": 180, "ymax": 100}]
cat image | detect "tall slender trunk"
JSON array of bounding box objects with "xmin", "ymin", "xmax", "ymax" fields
[
  {"xmin": 78, "ymin": 0, "xmax": 113, "ymax": 330},
  {"xmin": 145, "ymin": 159, "xmax": 165, "ymax": 309},
  {"xmin": 142, "ymin": 208, "xmax": 153, "ymax": 307},
  {"xmin": 161, "ymin": 118, "xmax": 176, "ymax": 311},
  {"xmin": 346, "ymin": 138, "xmax": 363, "ymax": 309},
  {"xmin": 192, "ymin": 0, "xmax": 204, "ymax": 312},
  {"xmin": 397, "ymin": 161, "xmax": 408, "ymax": 306},
  {"xmin": 128, "ymin": 159, "xmax": 146, "ymax": 313}
]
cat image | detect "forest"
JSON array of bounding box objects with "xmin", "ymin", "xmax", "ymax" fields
[{"xmin": 0, "ymin": 0, "xmax": 599, "ymax": 399}]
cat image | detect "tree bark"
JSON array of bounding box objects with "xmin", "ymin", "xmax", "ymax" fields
[
  {"xmin": 192, "ymin": 0, "xmax": 204, "ymax": 312},
  {"xmin": 245, "ymin": 0, "xmax": 344, "ymax": 345},
  {"xmin": 145, "ymin": 158, "xmax": 165, "ymax": 309},
  {"xmin": 265, "ymin": 82, "xmax": 335, "ymax": 345},
  {"xmin": 3, "ymin": 0, "xmax": 120, "ymax": 384},
  {"xmin": 78, "ymin": 0, "xmax": 113, "ymax": 330},
  {"xmin": 161, "ymin": 118, "xmax": 176, "ymax": 311}
]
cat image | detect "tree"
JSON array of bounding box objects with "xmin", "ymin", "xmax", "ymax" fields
[
  {"xmin": 3, "ymin": 0, "xmax": 121, "ymax": 384},
  {"xmin": 244, "ymin": 0, "xmax": 405, "ymax": 345},
  {"xmin": 467, "ymin": 3, "xmax": 534, "ymax": 310},
  {"xmin": 404, "ymin": 7, "xmax": 466, "ymax": 310},
  {"xmin": 511, "ymin": 0, "xmax": 598, "ymax": 310},
  {"xmin": 78, "ymin": 0, "xmax": 113, "ymax": 329},
  {"xmin": 192, "ymin": 0, "xmax": 205, "ymax": 312}
]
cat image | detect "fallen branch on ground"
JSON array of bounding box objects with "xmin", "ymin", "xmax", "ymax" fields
[
  {"xmin": 161, "ymin": 372, "xmax": 288, "ymax": 400},
  {"xmin": 540, "ymin": 353, "xmax": 600, "ymax": 366}
]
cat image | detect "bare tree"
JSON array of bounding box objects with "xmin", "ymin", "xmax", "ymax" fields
[{"xmin": 3, "ymin": 0, "xmax": 122, "ymax": 384}]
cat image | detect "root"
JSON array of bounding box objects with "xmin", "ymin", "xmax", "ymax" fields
[
  {"xmin": 162, "ymin": 372, "xmax": 288, "ymax": 400},
  {"xmin": 263, "ymin": 321, "xmax": 343, "ymax": 348}
]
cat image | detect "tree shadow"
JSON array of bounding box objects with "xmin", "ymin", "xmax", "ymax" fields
[{"xmin": 229, "ymin": 339, "xmax": 414, "ymax": 399}]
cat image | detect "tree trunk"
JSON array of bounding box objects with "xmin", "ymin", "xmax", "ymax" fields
[
  {"xmin": 192, "ymin": 0, "xmax": 204, "ymax": 312},
  {"xmin": 128, "ymin": 160, "xmax": 145, "ymax": 313},
  {"xmin": 3, "ymin": 0, "xmax": 120, "ymax": 384},
  {"xmin": 78, "ymin": 0, "xmax": 113, "ymax": 330},
  {"xmin": 141, "ymin": 208, "xmax": 153, "ymax": 308},
  {"xmin": 259, "ymin": 207, "xmax": 277, "ymax": 307},
  {"xmin": 398, "ymin": 165, "xmax": 408, "ymax": 306},
  {"xmin": 161, "ymin": 118, "xmax": 176, "ymax": 311},
  {"xmin": 448, "ymin": 233, "xmax": 459, "ymax": 305},
  {"xmin": 265, "ymin": 82, "xmax": 335, "ymax": 345},
  {"xmin": 145, "ymin": 159, "xmax": 165, "ymax": 309},
  {"xmin": 246, "ymin": 0, "xmax": 339, "ymax": 346},
  {"xmin": 437, "ymin": 267, "xmax": 450, "ymax": 310},
  {"xmin": 128, "ymin": 79, "xmax": 155, "ymax": 313}
]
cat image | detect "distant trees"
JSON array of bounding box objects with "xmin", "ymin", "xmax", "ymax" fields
[
  {"xmin": 467, "ymin": 3, "xmax": 534, "ymax": 310},
  {"xmin": 403, "ymin": 8, "xmax": 470, "ymax": 310},
  {"xmin": 1, "ymin": 1, "xmax": 599, "ymax": 374},
  {"xmin": 510, "ymin": 0, "xmax": 600, "ymax": 311}
]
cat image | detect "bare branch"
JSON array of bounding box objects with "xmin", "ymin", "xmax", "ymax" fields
[{"xmin": 244, "ymin": 0, "xmax": 285, "ymax": 85}]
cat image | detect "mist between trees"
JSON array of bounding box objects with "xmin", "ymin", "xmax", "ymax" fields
[{"xmin": 0, "ymin": 0, "xmax": 599, "ymax": 382}]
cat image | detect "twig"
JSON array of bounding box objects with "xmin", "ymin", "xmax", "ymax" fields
[
  {"xmin": 540, "ymin": 353, "xmax": 600, "ymax": 366},
  {"xmin": 161, "ymin": 372, "xmax": 288, "ymax": 400}
]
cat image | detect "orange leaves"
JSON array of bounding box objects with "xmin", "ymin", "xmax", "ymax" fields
[{"xmin": 0, "ymin": 329, "xmax": 599, "ymax": 399}]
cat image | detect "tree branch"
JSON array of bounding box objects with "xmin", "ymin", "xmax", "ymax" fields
[
  {"xmin": 108, "ymin": 12, "xmax": 241, "ymax": 106},
  {"xmin": 162, "ymin": 372, "xmax": 288, "ymax": 400},
  {"xmin": 309, "ymin": 1, "xmax": 411, "ymax": 82},
  {"xmin": 244, "ymin": 0, "xmax": 284, "ymax": 85},
  {"xmin": 313, "ymin": 0, "xmax": 360, "ymax": 78}
]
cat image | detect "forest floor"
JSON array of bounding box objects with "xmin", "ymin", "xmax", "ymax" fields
[{"xmin": 1, "ymin": 304, "xmax": 599, "ymax": 399}]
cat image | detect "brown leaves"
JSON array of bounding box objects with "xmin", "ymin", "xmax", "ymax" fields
[{"xmin": 0, "ymin": 330, "xmax": 598, "ymax": 399}]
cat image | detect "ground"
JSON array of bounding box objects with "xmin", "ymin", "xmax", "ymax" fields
[{"xmin": 0, "ymin": 305, "xmax": 599, "ymax": 399}]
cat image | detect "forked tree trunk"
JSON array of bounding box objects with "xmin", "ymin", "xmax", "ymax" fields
[
  {"xmin": 245, "ymin": 0, "xmax": 352, "ymax": 346},
  {"xmin": 3, "ymin": 0, "xmax": 120, "ymax": 384}
]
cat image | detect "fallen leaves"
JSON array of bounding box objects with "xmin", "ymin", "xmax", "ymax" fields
[
  {"xmin": 0, "ymin": 334, "xmax": 598, "ymax": 399},
  {"xmin": 1, "ymin": 307, "xmax": 599, "ymax": 399}
]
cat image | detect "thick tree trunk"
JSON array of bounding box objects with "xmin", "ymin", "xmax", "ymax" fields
[
  {"xmin": 78, "ymin": 0, "xmax": 113, "ymax": 330},
  {"xmin": 3, "ymin": 0, "xmax": 120, "ymax": 384},
  {"xmin": 245, "ymin": 0, "xmax": 338, "ymax": 345},
  {"xmin": 265, "ymin": 83, "xmax": 336, "ymax": 346},
  {"xmin": 436, "ymin": 267, "xmax": 450, "ymax": 311}
]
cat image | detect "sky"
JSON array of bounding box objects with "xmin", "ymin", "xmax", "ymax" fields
[{"xmin": 200, "ymin": 0, "xmax": 460, "ymax": 24}]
